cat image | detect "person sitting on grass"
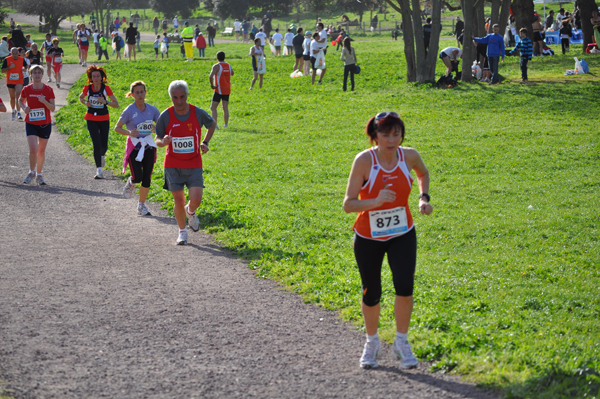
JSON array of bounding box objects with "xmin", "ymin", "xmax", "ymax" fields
[{"xmin": 509, "ymin": 28, "xmax": 532, "ymax": 82}]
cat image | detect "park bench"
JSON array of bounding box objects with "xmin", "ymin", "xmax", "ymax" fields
[{"xmin": 222, "ymin": 27, "xmax": 233, "ymax": 36}]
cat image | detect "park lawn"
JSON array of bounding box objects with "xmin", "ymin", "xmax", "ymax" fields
[{"xmin": 55, "ymin": 39, "xmax": 600, "ymax": 399}]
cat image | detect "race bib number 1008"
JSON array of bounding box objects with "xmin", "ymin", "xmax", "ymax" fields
[
  {"xmin": 171, "ymin": 136, "xmax": 194, "ymax": 153},
  {"xmin": 368, "ymin": 207, "xmax": 408, "ymax": 238}
]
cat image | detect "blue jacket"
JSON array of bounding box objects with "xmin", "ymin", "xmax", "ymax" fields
[
  {"xmin": 510, "ymin": 37, "xmax": 532, "ymax": 60},
  {"xmin": 474, "ymin": 33, "xmax": 505, "ymax": 59}
]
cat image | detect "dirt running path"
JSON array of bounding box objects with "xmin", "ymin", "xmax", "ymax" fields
[{"xmin": 0, "ymin": 64, "xmax": 498, "ymax": 399}]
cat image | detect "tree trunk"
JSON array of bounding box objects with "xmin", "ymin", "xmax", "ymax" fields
[
  {"xmin": 498, "ymin": 0, "xmax": 511, "ymax": 39},
  {"xmin": 579, "ymin": 0, "xmax": 599, "ymax": 52},
  {"xmin": 490, "ymin": 0, "xmax": 500, "ymax": 32},
  {"xmin": 421, "ymin": 0, "xmax": 441, "ymax": 82},
  {"xmin": 474, "ymin": 0, "xmax": 485, "ymax": 36},
  {"xmin": 512, "ymin": 0, "xmax": 535, "ymax": 43},
  {"xmin": 387, "ymin": 0, "xmax": 416, "ymax": 81},
  {"xmin": 460, "ymin": 0, "xmax": 476, "ymax": 82}
]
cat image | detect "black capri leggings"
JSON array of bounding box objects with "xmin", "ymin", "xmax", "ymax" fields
[
  {"xmin": 86, "ymin": 120, "xmax": 110, "ymax": 167},
  {"xmin": 128, "ymin": 147, "xmax": 156, "ymax": 188},
  {"xmin": 353, "ymin": 228, "xmax": 417, "ymax": 307}
]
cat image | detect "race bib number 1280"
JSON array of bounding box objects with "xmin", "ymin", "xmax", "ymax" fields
[
  {"xmin": 171, "ymin": 136, "xmax": 194, "ymax": 153},
  {"xmin": 137, "ymin": 120, "xmax": 153, "ymax": 136},
  {"xmin": 368, "ymin": 207, "xmax": 408, "ymax": 238}
]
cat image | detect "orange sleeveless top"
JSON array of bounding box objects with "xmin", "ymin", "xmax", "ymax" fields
[
  {"xmin": 353, "ymin": 147, "xmax": 414, "ymax": 241},
  {"xmin": 214, "ymin": 62, "xmax": 231, "ymax": 95}
]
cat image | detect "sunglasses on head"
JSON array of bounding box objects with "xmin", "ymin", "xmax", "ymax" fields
[{"xmin": 374, "ymin": 111, "xmax": 400, "ymax": 125}]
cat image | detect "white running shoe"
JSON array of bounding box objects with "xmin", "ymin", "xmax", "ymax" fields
[
  {"xmin": 82, "ymin": 62, "xmax": 86, "ymax": 67},
  {"xmin": 56, "ymin": 82, "xmax": 60, "ymax": 88},
  {"xmin": 23, "ymin": 171, "xmax": 36, "ymax": 184},
  {"xmin": 137, "ymin": 202, "xmax": 151, "ymax": 216},
  {"xmin": 176, "ymin": 230, "xmax": 188, "ymax": 245},
  {"xmin": 11, "ymin": 110, "xmax": 16, "ymax": 121},
  {"xmin": 122, "ymin": 177, "xmax": 135, "ymax": 198},
  {"xmin": 360, "ymin": 340, "xmax": 380, "ymax": 369},
  {"xmin": 17, "ymin": 112, "xmax": 22, "ymax": 120},
  {"xmin": 47, "ymin": 77, "xmax": 52, "ymax": 82},
  {"xmin": 94, "ymin": 170, "xmax": 104, "ymax": 179},
  {"xmin": 185, "ymin": 204, "xmax": 200, "ymax": 231},
  {"xmin": 393, "ymin": 339, "xmax": 419, "ymax": 369},
  {"xmin": 36, "ymin": 175, "xmax": 46, "ymax": 186}
]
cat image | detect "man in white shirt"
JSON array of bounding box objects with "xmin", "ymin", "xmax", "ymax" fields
[
  {"xmin": 284, "ymin": 28, "xmax": 294, "ymax": 56},
  {"xmin": 255, "ymin": 28, "xmax": 267, "ymax": 50},
  {"xmin": 234, "ymin": 19, "xmax": 241, "ymax": 41},
  {"xmin": 93, "ymin": 29, "xmax": 100, "ymax": 55},
  {"xmin": 271, "ymin": 28, "xmax": 283, "ymax": 55},
  {"xmin": 317, "ymin": 22, "xmax": 328, "ymax": 54}
]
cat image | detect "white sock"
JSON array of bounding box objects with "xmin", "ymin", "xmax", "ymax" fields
[
  {"xmin": 36, "ymin": 172, "xmax": 42, "ymax": 176},
  {"xmin": 29, "ymin": 170, "xmax": 35, "ymax": 174},
  {"xmin": 366, "ymin": 333, "xmax": 378, "ymax": 343},
  {"xmin": 138, "ymin": 201, "xmax": 144, "ymax": 207},
  {"xmin": 185, "ymin": 205, "xmax": 195, "ymax": 216},
  {"xmin": 97, "ymin": 167, "xmax": 102, "ymax": 173},
  {"xmin": 396, "ymin": 331, "xmax": 408, "ymax": 344},
  {"xmin": 179, "ymin": 228, "xmax": 187, "ymax": 233}
]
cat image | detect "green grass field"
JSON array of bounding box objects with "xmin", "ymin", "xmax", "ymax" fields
[{"xmin": 55, "ymin": 38, "xmax": 600, "ymax": 399}]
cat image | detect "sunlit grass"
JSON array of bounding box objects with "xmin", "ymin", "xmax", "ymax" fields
[{"xmin": 55, "ymin": 40, "xmax": 600, "ymax": 399}]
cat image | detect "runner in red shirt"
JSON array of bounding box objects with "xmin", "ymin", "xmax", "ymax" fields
[
  {"xmin": 155, "ymin": 80, "xmax": 216, "ymax": 245},
  {"xmin": 208, "ymin": 51, "xmax": 234, "ymax": 129},
  {"xmin": 46, "ymin": 38, "xmax": 64, "ymax": 88},
  {"xmin": 18, "ymin": 65, "xmax": 56, "ymax": 185}
]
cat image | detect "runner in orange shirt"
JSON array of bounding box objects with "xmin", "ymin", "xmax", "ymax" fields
[
  {"xmin": 208, "ymin": 51, "xmax": 234, "ymax": 129},
  {"xmin": 1, "ymin": 47, "xmax": 25, "ymax": 120},
  {"xmin": 343, "ymin": 111, "xmax": 433, "ymax": 370}
]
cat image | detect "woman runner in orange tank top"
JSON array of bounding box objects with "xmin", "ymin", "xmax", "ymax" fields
[{"xmin": 343, "ymin": 112, "xmax": 433, "ymax": 370}]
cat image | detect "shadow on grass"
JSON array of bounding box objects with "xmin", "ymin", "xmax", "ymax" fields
[{"xmin": 500, "ymin": 360, "xmax": 600, "ymax": 399}]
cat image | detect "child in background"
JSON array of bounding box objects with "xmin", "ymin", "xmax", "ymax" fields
[
  {"xmin": 559, "ymin": 19, "xmax": 573, "ymax": 54},
  {"xmin": 153, "ymin": 35, "xmax": 159, "ymax": 59},
  {"xmin": 509, "ymin": 28, "xmax": 533, "ymax": 82},
  {"xmin": 195, "ymin": 32, "xmax": 206, "ymax": 57}
]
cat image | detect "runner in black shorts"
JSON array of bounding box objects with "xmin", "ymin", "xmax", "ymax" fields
[{"xmin": 343, "ymin": 111, "xmax": 433, "ymax": 370}]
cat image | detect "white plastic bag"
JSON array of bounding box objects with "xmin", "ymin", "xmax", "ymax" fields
[
  {"xmin": 471, "ymin": 61, "xmax": 482, "ymax": 79},
  {"xmin": 574, "ymin": 57, "xmax": 584, "ymax": 74},
  {"xmin": 314, "ymin": 50, "xmax": 325, "ymax": 69},
  {"xmin": 124, "ymin": 45, "xmax": 129, "ymax": 57},
  {"xmin": 290, "ymin": 70, "xmax": 303, "ymax": 78},
  {"xmin": 257, "ymin": 55, "xmax": 266, "ymax": 74},
  {"xmin": 160, "ymin": 42, "xmax": 167, "ymax": 53},
  {"xmin": 269, "ymin": 43, "xmax": 275, "ymax": 55},
  {"xmin": 283, "ymin": 46, "xmax": 288, "ymax": 56}
]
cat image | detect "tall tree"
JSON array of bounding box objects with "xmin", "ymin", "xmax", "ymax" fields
[
  {"xmin": 149, "ymin": 0, "xmax": 198, "ymax": 18},
  {"xmin": 386, "ymin": 0, "xmax": 442, "ymax": 83},
  {"xmin": 213, "ymin": 0, "xmax": 249, "ymax": 19},
  {"xmin": 89, "ymin": 0, "xmax": 120, "ymax": 34},
  {"xmin": 304, "ymin": 0, "xmax": 332, "ymax": 20},
  {"xmin": 578, "ymin": 0, "xmax": 599, "ymax": 51},
  {"xmin": 17, "ymin": 0, "xmax": 90, "ymax": 33},
  {"xmin": 511, "ymin": 0, "xmax": 535, "ymax": 44}
]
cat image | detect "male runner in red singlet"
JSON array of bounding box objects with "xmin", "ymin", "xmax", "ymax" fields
[
  {"xmin": 155, "ymin": 80, "xmax": 216, "ymax": 245},
  {"xmin": 208, "ymin": 51, "xmax": 234, "ymax": 129}
]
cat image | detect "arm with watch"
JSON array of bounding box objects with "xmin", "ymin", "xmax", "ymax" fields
[{"xmin": 404, "ymin": 147, "xmax": 433, "ymax": 216}]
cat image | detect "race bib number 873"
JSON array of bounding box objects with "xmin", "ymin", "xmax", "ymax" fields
[
  {"xmin": 369, "ymin": 207, "xmax": 408, "ymax": 238},
  {"xmin": 172, "ymin": 136, "xmax": 194, "ymax": 153}
]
